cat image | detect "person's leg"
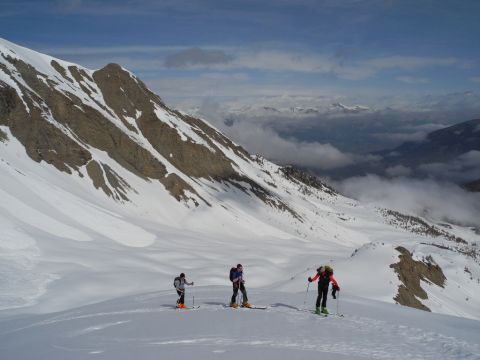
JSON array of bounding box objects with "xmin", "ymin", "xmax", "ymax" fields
[
  {"xmin": 316, "ymin": 283, "xmax": 322, "ymax": 308},
  {"xmin": 176, "ymin": 290, "xmax": 182, "ymax": 304},
  {"xmin": 240, "ymin": 283, "xmax": 248, "ymax": 303},
  {"xmin": 321, "ymin": 286, "xmax": 328, "ymax": 308},
  {"xmin": 231, "ymin": 286, "xmax": 239, "ymax": 304}
]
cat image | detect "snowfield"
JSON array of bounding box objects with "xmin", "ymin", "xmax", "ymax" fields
[{"xmin": 1, "ymin": 287, "xmax": 479, "ymax": 360}]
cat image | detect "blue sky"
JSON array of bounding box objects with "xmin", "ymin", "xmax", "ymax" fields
[
  {"xmin": 2, "ymin": 0, "xmax": 480, "ymax": 166},
  {"xmin": 2, "ymin": 0, "xmax": 480, "ymax": 105}
]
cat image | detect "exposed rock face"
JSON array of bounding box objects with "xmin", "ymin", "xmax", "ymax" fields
[
  {"xmin": 390, "ymin": 246, "xmax": 446, "ymax": 311},
  {"xmin": 280, "ymin": 165, "xmax": 336, "ymax": 196},
  {"xmin": 0, "ymin": 39, "xmax": 297, "ymax": 211},
  {"xmin": 0, "ymin": 128, "xmax": 7, "ymax": 142}
]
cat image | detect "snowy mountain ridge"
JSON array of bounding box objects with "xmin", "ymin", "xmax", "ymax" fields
[{"xmin": 0, "ymin": 38, "xmax": 479, "ymax": 324}]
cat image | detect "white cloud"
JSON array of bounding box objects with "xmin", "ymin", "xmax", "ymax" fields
[
  {"xmin": 47, "ymin": 43, "xmax": 467, "ymax": 83},
  {"xmin": 337, "ymin": 175, "xmax": 480, "ymax": 227},
  {"xmin": 195, "ymin": 100, "xmax": 356, "ymax": 170},
  {"xmin": 470, "ymin": 76, "xmax": 480, "ymax": 83},
  {"xmin": 417, "ymin": 151, "xmax": 480, "ymax": 183}
]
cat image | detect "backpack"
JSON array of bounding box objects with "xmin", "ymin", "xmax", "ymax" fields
[
  {"xmin": 229, "ymin": 267, "xmax": 236, "ymax": 282},
  {"xmin": 324, "ymin": 265, "xmax": 334, "ymax": 276},
  {"xmin": 173, "ymin": 276, "xmax": 181, "ymax": 288}
]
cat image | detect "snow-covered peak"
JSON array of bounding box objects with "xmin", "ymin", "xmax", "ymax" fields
[
  {"xmin": 0, "ymin": 37, "xmax": 87, "ymax": 78},
  {"xmin": 331, "ymin": 102, "xmax": 370, "ymax": 113}
]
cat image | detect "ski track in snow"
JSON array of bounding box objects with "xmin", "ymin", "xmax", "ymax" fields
[{"xmin": 0, "ymin": 289, "xmax": 479, "ymax": 360}]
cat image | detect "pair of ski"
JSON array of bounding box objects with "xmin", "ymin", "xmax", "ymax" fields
[
  {"xmin": 296, "ymin": 308, "xmax": 344, "ymax": 317},
  {"xmin": 176, "ymin": 306, "xmax": 200, "ymax": 310},
  {"xmin": 224, "ymin": 304, "xmax": 268, "ymax": 310}
]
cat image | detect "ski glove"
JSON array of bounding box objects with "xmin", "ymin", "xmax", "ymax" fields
[{"xmin": 308, "ymin": 277, "xmax": 312, "ymax": 282}]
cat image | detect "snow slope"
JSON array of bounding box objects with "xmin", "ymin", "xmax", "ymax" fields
[
  {"xmin": 1, "ymin": 287, "xmax": 479, "ymax": 360},
  {"xmin": 0, "ymin": 38, "xmax": 479, "ymax": 325}
]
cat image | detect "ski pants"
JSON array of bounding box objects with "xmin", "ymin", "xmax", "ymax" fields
[
  {"xmin": 176, "ymin": 289, "xmax": 185, "ymax": 305},
  {"xmin": 316, "ymin": 284, "xmax": 329, "ymax": 308},
  {"xmin": 231, "ymin": 282, "xmax": 248, "ymax": 304}
]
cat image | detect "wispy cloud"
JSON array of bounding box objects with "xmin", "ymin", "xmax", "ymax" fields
[
  {"xmin": 471, "ymin": 76, "xmax": 480, "ymax": 83},
  {"xmin": 45, "ymin": 43, "xmax": 468, "ymax": 82},
  {"xmin": 194, "ymin": 99, "xmax": 360, "ymax": 170},
  {"xmin": 165, "ymin": 47, "xmax": 233, "ymax": 68},
  {"xmin": 365, "ymin": 56, "xmax": 459, "ymax": 70},
  {"xmin": 337, "ymin": 175, "xmax": 480, "ymax": 227},
  {"xmin": 396, "ymin": 76, "xmax": 429, "ymax": 84}
]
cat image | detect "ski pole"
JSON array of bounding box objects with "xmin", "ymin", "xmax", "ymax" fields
[
  {"xmin": 302, "ymin": 282, "xmax": 310, "ymax": 310},
  {"xmin": 336, "ymin": 289, "xmax": 339, "ymax": 316},
  {"xmin": 192, "ymin": 283, "xmax": 195, "ymax": 307},
  {"xmin": 238, "ymin": 275, "xmax": 242, "ymax": 306},
  {"xmin": 290, "ymin": 267, "xmax": 311, "ymax": 281}
]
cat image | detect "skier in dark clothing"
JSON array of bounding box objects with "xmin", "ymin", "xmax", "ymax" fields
[
  {"xmin": 230, "ymin": 264, "xmax": 251, "ymax": 308},
  {"xmin": 308, "ymin": 265, "xmax": 339, "ymax": 315},
  {"xmin": 174, "ymin": 273, "xmax": 194, "ymax": 308}
]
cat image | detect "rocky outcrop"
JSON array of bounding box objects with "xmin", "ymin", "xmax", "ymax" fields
[
  {"xmin": 0, "ymin": 54, "xmax": 198, "ymax": 201},
  {"xmin": 280, "ymin": 165, "xmax": 336, "ymax": 196},
  {"xmin": 1, "ymin": 41, "xmax": 298, "ymax": 213},
  {"xmin": 0, "ymin": 128, "xmax": 7, "ymax": 142},
  {"xmin": 390, "ymin": 246, "xmax": 446, "ymax": 311}
]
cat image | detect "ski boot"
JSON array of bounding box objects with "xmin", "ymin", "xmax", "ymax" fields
[
  {"xmin": 230, "ymin": 303, "xmax": 239, "ymax": 308},
  {"xmin": 321, "ymin": 307, "xmax": 329, "ymax": 315},
  {"xmin": 241, "ymin": 302, "xmax": 252, "ymax": 308},
  {"xmin": 315, "ymin": 307, "xmax": 321, "ymax": 315}
]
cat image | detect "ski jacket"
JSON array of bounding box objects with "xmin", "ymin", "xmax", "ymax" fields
[
  {"xmin": 174, "ymin": 277, "xmax": 192, "ymax": 290},
  {"xmin": 231, "ymin": 271, "xmax": 244, "ymax": 284},
  {"xmin": 311, "ymin": 272, "xmax": 339, "ymax": 289}
]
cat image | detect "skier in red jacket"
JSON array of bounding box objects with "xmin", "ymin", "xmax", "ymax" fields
[{"xmin": 308, "ymin": 265, "xmax": 339, "ymax": 315}]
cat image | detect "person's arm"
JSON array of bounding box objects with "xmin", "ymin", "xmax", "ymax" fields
[
  {"xmin": 308, "ymin": 273, "xmax": 319, "ymax": 282},
  {"xmin": 186, "ymin": 280, "xmax": 194, "ymax": 286},
  {"xmin": 329, "ymin": 275, "xmax": 339, "ymax": 289},
  {"xmin": 233, "ymin": 273, "xmax": 245, "ymax": 284}
]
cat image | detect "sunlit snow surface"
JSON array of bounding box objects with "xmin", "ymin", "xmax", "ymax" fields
[
  {"xmin": 0, "ymin": 37, "xmax": 479, "ymax": 360},
  {"xmin": 1, "ymin": 288, "xmax": 479, "ymax": 360}
]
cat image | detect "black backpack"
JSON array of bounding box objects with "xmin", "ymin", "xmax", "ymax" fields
[
  {"xmin": 229, "ymin": 267, "xmax": 236, "ymax": 282},
  {"xmin": 173, "ymin": 276, "xmax": 181, "ymax": 288}
]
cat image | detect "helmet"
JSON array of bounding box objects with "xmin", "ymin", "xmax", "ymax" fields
[{"xmin": 180, "ymin": 273, "xmax": 185, "ymax": 278}]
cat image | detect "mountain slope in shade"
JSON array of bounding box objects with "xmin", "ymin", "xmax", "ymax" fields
[
  {"xmin": 465, "ymin": 179, "xmax": 480, "ymax": 192},
  {"xmin": 327, "ymin": 118, "xmax": 480, "ymax": 181},
  {"xmin": 378, "ymin": 118, "xmax": 480, "ymax": 174},
  {"xmin": 0, "ymin": 38, "xmax": 479, "ymax": 320}
]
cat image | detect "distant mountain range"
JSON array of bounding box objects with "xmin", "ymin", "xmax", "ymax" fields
[
  {"xmin": 327, "ymin": 118, "xmax": 480, "ymax": 185},
  {"xmin": 378, "ymin": 118, "xmax": 480, "ymax": 166}
]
